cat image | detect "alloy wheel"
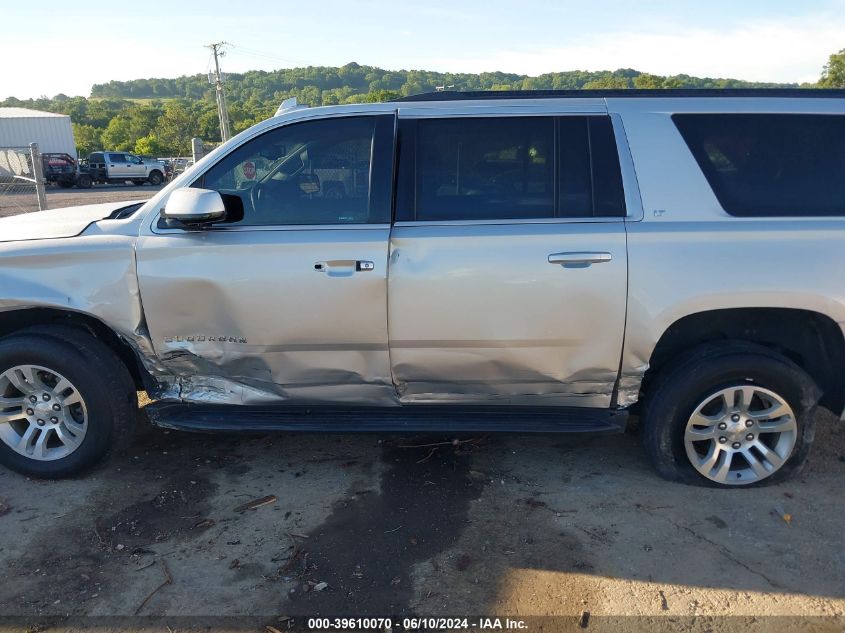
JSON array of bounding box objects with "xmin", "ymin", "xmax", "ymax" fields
[
  {"xmin": 0, "ymin": 365, "xmax": 88, "ymax": 461},
  {"xmin": 684, "ymin": 384, "xmax": 797, "ymax": 485}
]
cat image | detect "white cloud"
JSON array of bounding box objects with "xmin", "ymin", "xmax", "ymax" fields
[{"xmin": 425, "ymin": 16, "xmax": 845, "ymax": 83}]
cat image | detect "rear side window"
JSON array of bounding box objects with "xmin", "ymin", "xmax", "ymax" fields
[
  {"xmin": 673, "ymin": 114, "xmax": 845, "ymax": 217},
  {"xmin": 108, "ymin": 153, "xmax": 126, "ymax": 163},
  {"xmin": 396, "ymin": 115, "xmax": 626, "ymax": 221}
]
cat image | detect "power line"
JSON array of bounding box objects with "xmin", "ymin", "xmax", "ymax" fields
[{"xmin": 205, "ymin": 41, "xmax": 232, "ymax": 142}]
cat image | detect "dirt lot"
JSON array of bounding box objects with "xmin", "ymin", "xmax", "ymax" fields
[
  {"xmin": 0, "ymin": 403, "xmax": 843, "ymax": 632},
  {"xmin": 0, "ymin": 186, "xmax": 844, "ymax": 632},
  {"xmin": 0, "ymin": 183, "xmax": 160, "ymax": 217}
]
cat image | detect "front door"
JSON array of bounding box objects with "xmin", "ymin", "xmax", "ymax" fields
[
  {"xmin": 125, "ymin": 154, "xmax": 146, "ymax": 178},
  {"xmin": 136, "ymin": 114, "xmax": 397, "ymax": 405},
  {"xmin": 388, "ymin": 114, "xmax": 629, "ymax": 407}
]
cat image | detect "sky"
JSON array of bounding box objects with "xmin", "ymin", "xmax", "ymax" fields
[{"xmin": 2, "ymin": 0, "xmax": 845, "ymax": 99}]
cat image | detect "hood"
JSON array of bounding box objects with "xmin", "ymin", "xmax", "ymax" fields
[{"xmin": 0, "ymin": 200, "xmax": 144, "ymax": 243}]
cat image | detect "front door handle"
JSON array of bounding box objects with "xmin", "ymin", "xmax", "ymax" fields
[
  {"xmin": 314, "ymin": 260, "xmax": 375, "ymax": 276},
  {"xmin": 548, "ymin": 252, "xmax": 612, "ymax": 266}
]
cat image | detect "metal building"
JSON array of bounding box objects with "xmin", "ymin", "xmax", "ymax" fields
[{"xmin": 0, "ymin": 107, "xmax": 76, "ymax": 158}]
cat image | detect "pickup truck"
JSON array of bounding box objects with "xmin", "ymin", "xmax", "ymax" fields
[
  {"xmin": 0, "ymin": 89, "xmax": 844, "ymax": 487},
  {"xmin": 85, "ymin": 151, "xmax": 166, "ymax": 186}
]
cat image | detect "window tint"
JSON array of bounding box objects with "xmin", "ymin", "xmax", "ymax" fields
[
  {"xmin": 673, "ymin": 114, "xmax": 845, "ymax": 217},
  {"xmin": 396, "ymin": 115, "xmax": 626, "ymax": 221},
  {"xmin": 557, "ymin": 117, "xmax": 591, "ymax": 217},
  {"xmin": 109, "ymin": 153, "xmax": 126, "ymax": 163},
  {"xmin": 196, "ymin": 117, "xmax": 383, "ymax": 226},
  {"xmin": 89, "ymin": 153, "xmax": 104, "ymax": 163},
  {"xmin": 588, "ymin": 117, "xmax": 627, "ymax": 216},
  {"xmin": 411, "ymin": 117, "xmax": 555, "ymax": 221}
]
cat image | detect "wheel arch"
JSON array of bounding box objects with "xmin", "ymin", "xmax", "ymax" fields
[
  {"xmin": 641, "ymin": 308, "xmax": 845, "ymax": 413},
  {"xmin": 0, "ymin": 307, "xmax": 155, "ymax": 392}
]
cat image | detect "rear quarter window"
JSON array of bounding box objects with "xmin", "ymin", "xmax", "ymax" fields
[{"xmin": 673, "ymin": 113, "xmax": 845, "ymax": 217}]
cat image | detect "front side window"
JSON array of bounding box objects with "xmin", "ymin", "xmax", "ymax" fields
[
  {"xmin": 673, "ymin": 113, "xmax": 845, "ymax": 217},
  {"xmin": 396, "ymin": 115, "xmax": 626, "ymax": 221},
  {"xmin": 196, "ymin": 116, "xmax": 381, "ymax": 226}
]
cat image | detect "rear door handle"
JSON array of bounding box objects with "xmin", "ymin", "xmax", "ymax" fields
[{"xmin": 548, "ymin": 252, "xmax": 612, "ymax": 265}]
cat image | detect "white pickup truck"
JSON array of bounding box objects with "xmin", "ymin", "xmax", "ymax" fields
[{"xmin": 85, "ymin": 151, "xmax": 166, "ymax": 186}]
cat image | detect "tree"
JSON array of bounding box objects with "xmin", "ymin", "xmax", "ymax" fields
[
  {"xmin": 72, "ymin": 123, "xmax": 102, "ymax": 156},
  {"xmin": 100, "ymin": 115, "xmax": 134, "ymax": 151},
  {"xmin": 582, "ymin": 76, "xmax": 631, "ymax": 89},
  {"xmin": 155, "ymin": 101, "xmax": 197, "ymax": 155},
  {"xmin": 820, "ymin": 49, "xmax": 845, "ymax": 87},
  {"xmin": 135, "ymin": 134, "xmax": 164, "ymax": 156},
  {"xmin": 633, "ymin": 74, "xmax": 664, "ymax": 89}
]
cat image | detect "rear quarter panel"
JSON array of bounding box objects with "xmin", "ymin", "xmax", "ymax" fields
[{"xmin": 609, "ymin": 98, "xmax": 845, "ymax": 405}]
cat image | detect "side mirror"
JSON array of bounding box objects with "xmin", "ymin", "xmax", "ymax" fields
[{"xmin": 161, "ymin": 188, "xmax": 226, "ymax": 225}]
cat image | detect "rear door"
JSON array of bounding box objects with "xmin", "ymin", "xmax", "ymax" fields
[
  {"xmin": 388, "ymin": 110, "xmax": 630, "ymax": 407},
  {"xmin": 107, "ymin": 153, "xmax": 129, "ymax": 180}
]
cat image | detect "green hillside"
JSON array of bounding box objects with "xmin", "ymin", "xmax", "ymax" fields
[{"xmin": 2, "ymin": 54, "xmax": 843, "ymax": 156}]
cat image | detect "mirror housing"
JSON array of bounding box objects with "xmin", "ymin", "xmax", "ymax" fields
[{"xmin": 161, "ymin": 188, "xmax": 227, "ymax": 225}]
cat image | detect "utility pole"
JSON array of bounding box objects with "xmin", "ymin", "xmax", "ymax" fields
[{"xmin": 206, "ymin": 42, "xmax": 232, "ymax": 142}]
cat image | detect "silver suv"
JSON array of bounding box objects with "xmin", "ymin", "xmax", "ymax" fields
[{"xmin": 1, "ymin": 89, "xmax": 844, "ymax": 486}]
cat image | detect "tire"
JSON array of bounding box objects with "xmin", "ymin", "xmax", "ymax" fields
[
  {"xmin": 148, "ymin": 170, "xmax": 163, "ymax": 186},
  {"xmin": 641, "ymin": 342, "xmax": 819, "ymax": 487},
  {"xmin": 0, "ymin": 326, "xmax": 136, "ymax": 478},
  {"xmin": 76, "ymin": 174, "xmax": 93, "ymax": 189}
]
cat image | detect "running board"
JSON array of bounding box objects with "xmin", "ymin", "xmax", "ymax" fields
[{"xmin": 145, "ymin": 403, "xmax": 628, "ymax": 434}]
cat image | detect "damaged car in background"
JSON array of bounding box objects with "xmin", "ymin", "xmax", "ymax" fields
[{"xmin": 1, "ymin": 89, "xmax": 845, "ymax": 487}]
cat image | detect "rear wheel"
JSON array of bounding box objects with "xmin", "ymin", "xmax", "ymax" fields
[
  {"xmin": 0, "ymin": 328, "xmax": 136, "ymax": 478},
  {"xmin": 76, "ymin": 174, "xmax": 93, "ymax": 188},
  {"xmin": 641, "ymin": 342, "xmax": 818, "ymax": 487}
]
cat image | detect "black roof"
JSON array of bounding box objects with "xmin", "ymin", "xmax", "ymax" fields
[{"xmin": 394, "ymin": 88, "xmax": 845, "ymax": 102}]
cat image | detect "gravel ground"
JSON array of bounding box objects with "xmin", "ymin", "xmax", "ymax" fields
[
  {"xmin": 0, "ymin": 184, "xmax": 844, "ymax": 632},
  {"xmin": 0, "ymin": 183, "xmax": 159, "ymax": 217},
  {"xmin": 0, "ymin": 405, "xmax": 842, "ymax": 632}
]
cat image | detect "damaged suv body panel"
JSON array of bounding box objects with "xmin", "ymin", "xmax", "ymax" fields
[
  {"xmin": 0, "ymin": 201, "xmax": 144, "ymax": 243},
  {"xmin": 135, "ymin": 226, "xmax": 396, "ymax": 405},
  {"xmin": 387, "ymin": 222, "xmax": 627, "ymax": 407},
  {"xmin": 0, "ymin": 230, "xmax": 156, "ymax": 369}
]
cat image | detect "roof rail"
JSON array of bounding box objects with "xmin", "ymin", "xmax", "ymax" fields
[
  {"xmin": 394, "ymin": 88, "xmax": 845, "ymax": 102},
  {"xmin": 275, "ymin": 97, "xmax": 309, "ymax": 116}
]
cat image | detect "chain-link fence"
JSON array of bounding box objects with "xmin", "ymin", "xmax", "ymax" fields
[{"xmin": 0, "ymin": 144, "xmax": 47, "ymax": 217}]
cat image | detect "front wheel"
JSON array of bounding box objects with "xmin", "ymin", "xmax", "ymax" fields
[
  {"xmin": 0, "ymin": 329, "xmax": 136, "ymax": 478},
  {"xmin": 147, "ymin": 170, "xmax": 163, "ymax": 186},
  {"xmin": 641, "ymin": 342, "xmax": 818, "ymax": 487}
]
